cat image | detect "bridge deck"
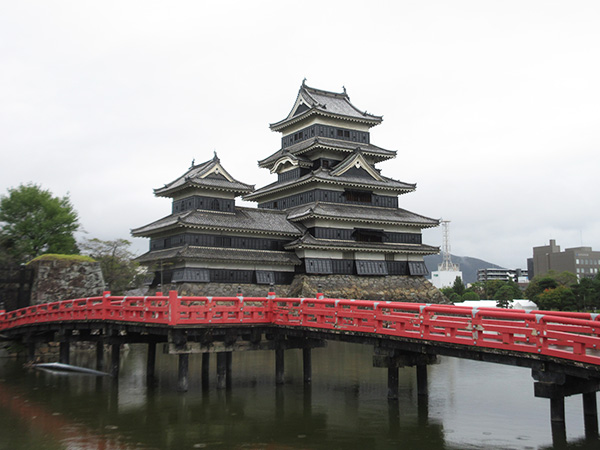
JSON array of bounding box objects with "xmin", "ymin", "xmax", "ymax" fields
[{"xmin": 2, "ymin": 290, "xmax": 600, "ymax": 374}]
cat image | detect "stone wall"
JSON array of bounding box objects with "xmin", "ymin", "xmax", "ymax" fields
[
  {"xmin": 157, "ymin": 274, "xmax": 448, "ymax": 303},
  {"xmin": 29, "ymin": 256, "xmax": 106, "ymax": 304}
]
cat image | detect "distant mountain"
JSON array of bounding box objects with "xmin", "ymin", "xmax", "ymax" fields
[{"xmin": 424, "ymin": 254, "xmax": 504, "ymax": 285}]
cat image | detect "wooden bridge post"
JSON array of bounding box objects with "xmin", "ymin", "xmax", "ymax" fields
[
  {"xmin": 533, "ymin": 369, "xmax": 600, "ymax": 443},
  {"xmin": 202, "ymin": 353, "xmax": 210, "ymax": 389},
  {"xmin": 96, "ymin": 342, "xmax": 104, "ymax": 372},
  {"xmin": 146, "ymin": 342, "xmax": 156, "ymax": 385},
  {"xmin": 216, "ymin": 352, "xmax": 227, "ymax": 389},
  {"xmin": 226, "ymin": 352, "xmax": 232, "ymax": 389},
  {"xmin": 110, "ymin": 342, "xmax": 120, "ymax": 378},
  {"xmin": 583, "ymin": 392, "xmax": 599, "ymax": 439},
  {"xmin": 59, "ymin": 342, "xmax": 70, "ymax": 365},
  {"xmin": 303, "ymin": 347, "xmax": 312, "ymax": 384},
  {"xmin": 27, "ymin": 342, "xmax": 36, "ymax": 363},
  {"xmin": 275, "ymin": 348, "xmax": 285, "ymax": 385},
  {"xmin": 416, "ymin": 364, "xmax": 428, "ymax": 396},
  {"xmin": 387, "ymin": 365, "xmax": 399, "ymax": 399},
  {"xmin": 178, "ymin": 353, "xmax": 189, "ymax": 392},
  {"xmin": 373, "ymin": 346, "xmax": 437, "ymax": 400}
]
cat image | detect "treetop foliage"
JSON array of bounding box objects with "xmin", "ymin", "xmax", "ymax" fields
[
  {"xmin": 440, "ymin": 276, "xmax": 523, "ymax": 307},
  {"xmin": 80, "ymin": 238, "xmax": 142, "ymax": 295},
  {"xmin": 0, "ymin": 183, "xmax": 80, "ymax": 264},
  {"xmin": 525, "ymin": 270, "xmax": 600, "ymax": 312}
]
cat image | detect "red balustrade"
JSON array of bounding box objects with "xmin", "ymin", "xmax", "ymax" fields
[{"xmin": 1, "ymin": 292, "xmax": 600, "ymax": 366}]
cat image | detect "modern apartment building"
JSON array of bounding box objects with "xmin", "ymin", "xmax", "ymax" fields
[{"xmin": 477, "ymin": 268, "xmax": 528, "ymax": 283}]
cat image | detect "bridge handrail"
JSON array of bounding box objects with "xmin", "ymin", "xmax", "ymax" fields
[{"xmin": 1, "ymin": 292, "xmax": 599, "ymax": 366}]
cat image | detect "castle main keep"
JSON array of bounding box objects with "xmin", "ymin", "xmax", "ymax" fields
[{"xmin": 132, "ymin": 82, "xmax": 444, "ymax": 302}]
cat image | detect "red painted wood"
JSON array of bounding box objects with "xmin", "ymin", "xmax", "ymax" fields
[{"xmin": 2, "ymin": 292, "xmax": 600, "ymax": 366}]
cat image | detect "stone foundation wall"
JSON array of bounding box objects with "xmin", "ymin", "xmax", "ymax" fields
[
  {"xmin": 29, "ymin": 257, "xmax": 105, "ymax": 304},
  {"xmin": 156, "ymin": 274, "xmax": 448, "ymax": 303}
]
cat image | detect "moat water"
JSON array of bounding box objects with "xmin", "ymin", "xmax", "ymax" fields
[{"xmin": 0, "ymin": 341, "xmax": 598, "ymax": 450}]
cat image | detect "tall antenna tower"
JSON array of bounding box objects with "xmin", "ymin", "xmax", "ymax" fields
[{"xmin": 438, "ymin": 220, "xmax": 459, "ymax": 271}]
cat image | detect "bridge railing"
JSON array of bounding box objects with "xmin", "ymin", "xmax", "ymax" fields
[{"xmin": 1, "ymin": 292, "xmax": 600, "ymax": 366}]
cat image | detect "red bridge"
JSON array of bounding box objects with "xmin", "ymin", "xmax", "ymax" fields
[{"xmin": 1, "ymin": 290, "xmax": 600, "ymax": 440}]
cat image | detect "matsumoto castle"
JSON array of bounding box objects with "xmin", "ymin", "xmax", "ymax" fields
[{"xmin": 133, "ymin": 82, "xmax": 444, "ymax": 301}]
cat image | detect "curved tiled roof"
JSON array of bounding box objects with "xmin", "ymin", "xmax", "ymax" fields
[
  {"xmin": 244, "ymin": 167, "xmax": 415, "ymax": 201},
  {"xmin": 285, "ymin": 202, "xmax": 440, "ymax": 228},
  {"xmin": 136, "ymin": 245, "xmax": 301, "ymax": 266},
  {"xmin": 270, "ymin": 83, "xmax": 382, "ymax": 131},
  {"xmin": 155, "ymin": 154, "xmax": 254, "ymax": 197},
  {"xmin": 132, "ymin": 207, "xmax": 304, "ymax": 237},
  {"xmin": 258, "ymin": 137, "xmax": 396, "ymax": 169},
  {"xmin": 284, "ymin": 233, "xmax": 439, "ymax": 255}
]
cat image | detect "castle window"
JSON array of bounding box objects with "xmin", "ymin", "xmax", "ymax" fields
[
  {"xmin": 344, "ymin": 190, "xmax": 372, "ymax": 203},
  {"xmin": 352, "ymin": 228, "xmax": 385, "ymax": 243},
  {"xmin": 337, "ymin": 129, "xmax": 344, "ymax": 137}
]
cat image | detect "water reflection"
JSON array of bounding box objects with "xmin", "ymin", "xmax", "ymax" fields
[{"xmin": 0, "ymin": 341, "xmax": 598, "ymax": 449}]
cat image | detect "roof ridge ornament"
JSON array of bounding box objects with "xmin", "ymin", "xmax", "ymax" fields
[
  {"xmin": 190, "ymin": 158, "xmax": 195, "ymax": 168},
  {"xmin": 213, "ymin": 150, "xmax": 219, "ymax": 162}
]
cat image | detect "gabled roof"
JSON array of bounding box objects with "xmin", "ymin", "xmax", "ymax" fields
[
  {"xmin": 270, "ymin": 82, "xmax": 383, "ymax": 132},
  {"xmin": 270, "ymin": 152, "xmax": 313, "ymax": 174},
  {"xmin": 258, "ymin": 137, "xmax": 396, "ymax": 170},
  {"xmin": 285, "ymin": 202, "xmax": 440, "ymax": 228},
  {"xmin": 131, "ymin": 206, "xmax": 305, "ymax": 237},
  {"xmin": 154, "ymin": 153, "xmax": 255, "ymax": 198},
  {"xmin": 136, "ymin": 245, "xmax": 301, "ymax": 266},
  {"xmin": 284, "ymin": 232, "xmax": 439, "ymax": 255},
  {"xmin": 244, "ymin": 167, "xmax": 415, "ymax": 202},
  {"xmin": 329, "ymin": 149, "xmax": 384, "ymax": 181}
]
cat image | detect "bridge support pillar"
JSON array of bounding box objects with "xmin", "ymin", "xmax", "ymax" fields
[
  {"xmin": 416, "ymin": 364, "xmax": 428, "ymax": 396},
  {"xmin": 303, "ymin": 347, "xmax": 312, "ymax": 384},
  {"xmin": 226, "ymin": 352, "xmax": 232, "ymax": 389},
  {"xmin": 275, "ymin": 348, "xmax": 285, "ymax": 385},
  {"xmin": 387, "ymin": 366, "xmax": 399, "ymax": 399},
  {"xmin": 59, "ymin": 341, "xmax": 70, "ymax": 365},
  {"xmin": 373, "ymin": 346, "xmax": 438, "ymax": 399},
  {"xmin": 216, "ymin": 352, "xmax": 231, "ymax": 390},
  {"xmin": 583, "ymin": 392, "xmax": 599, "ymax": 439},
  {"xmin": 178, "ymin": 353, "xmax": 189, "ymax": 392},
  {"xmin": 110, "ymin": 343, "xmax": 120, "ymax": 378},
  {"xmin": 550, "ymin": 396, "xmax": 565, "ymax": 423},
  {"xmin": 146, "ymin": 342, "xmax": 156, "ymax": 385},
  {"xmin": 96, "ymin": 342, "xmax": 104, "ymax": 372},
  {"xmin": 533, "ymin": 369, "xmax": 600, "ymax": 444},
  {"xmin": 202, "ymin": 353, "xmax": 210, "ymax": 389},
  {"xmin": 27, "ymin": 342, "xmax": 36, "ymax": 363}
]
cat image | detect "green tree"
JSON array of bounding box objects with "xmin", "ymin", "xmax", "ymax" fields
[
  {"xmin": 527, "ymin": 271, "xmax": 577, "ymax": 297},
  {"xmin": 440, "ymin": 287, "xmax": 455, "ymax": 299},
  {"xmin": 81, "ymin": 238, "xmax": 142, "ymax": 294},
  {"xmin": 536, "ymin": 285, "xmax": 577, "ymax": 311},
  {"xmin": 485, "ymin": 280, "xmax": 512, "ymax": 300},
  {"xmin": 452, "ymin": 276, "xmax": 465, "ymax": 296},
  {"xmin": 494, "ymin": 284, "xmax": 520, "ymax": 308},
  {"xmin": 462, "ymin": 290, "xmax": 480, "ymax": 301},
  {"xmin": 468, "ymin": 282, "xmax": 486, "ymax": 299},
  {"xmin": 572, "ymin": 276, "xmax": 600, "ymax": 311},
  {"xmin": 0, "ymin": 183, "xmax": 80, "ymax": 263}
]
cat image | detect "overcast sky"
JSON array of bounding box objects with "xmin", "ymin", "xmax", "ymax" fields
[{"xmin": 1, "ymin": 1, "xmax": 599, "ymax": 270}]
